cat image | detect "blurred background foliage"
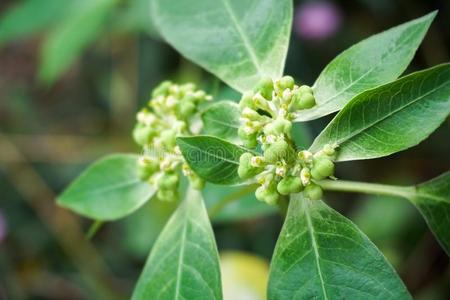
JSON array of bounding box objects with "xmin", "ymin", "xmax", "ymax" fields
[{"xmin": 0, "ymin": 0, "xmax": 449, "ymax": 299}]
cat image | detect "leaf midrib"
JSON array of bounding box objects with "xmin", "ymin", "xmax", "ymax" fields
[
  {"xmin": 331, "ymin": 77, "xmax": 448, "ymax": 149},
  {"xmin": 305, "ymin": 206, "xmax": 329, "ymax": 300},
  {"xmin": 219, "ymin": 0, "xmax": 263, "ymax": 75},
  {"xmin": 174, "ymin": 210, "xmax": 188, "ymax": 300}
]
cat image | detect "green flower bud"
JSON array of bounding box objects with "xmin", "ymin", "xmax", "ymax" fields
[
  {"xmin": 178, "ymin": 100, "xmax": 196, "ymax": 118},
  {"xmin": 189, "ymin": 174, "xmax": 205, "ymax": 190},
  {"xmin": 239, "ymin": 91, "xmax": 256, "ymax": 110},
  {"xmin": 264, "ymin": 140, "xmax": 295, "ymax": 163},
  {"xmin": 294, "ymin": 92, "xmax": 316, "ymax": 110},
  {"xmin": 272, "ymin": 118, "xmax": 292, "ymax": 136},
  {"xmin": 158, "ymin": 172, "xmax": 179, "ymax": 190},
  {"xmin": 277, "ymin": 176, "xmax": 303, "ymax": 195},
  {"xmin": 298, "ymin": 85, "xmax": 313, "ymax": 94},
  {"xmin": 137, "ymin": 157, "xmax": 159, "ymax": 180},
  {"xmin": 238, "ymin": 127, "xmax": 258, "ymax": 149},
  {"xmin": 152, "ymin": 81, "xmax": 172, "ymax": 98},
  {"xmin": 278, "ymin": 76, "xmax": 295, "ymax": 90},
  {"xmin": 157, "ymin": 189, "xmax": 178, "ymax": 202},
  {"xmin": 311, "ymin": 158, "xmax": 335, "ymax": 180},
  {"xmin": 304, "ymin": 183, "xmax": 323, "ymax": 200},
  {"xmin": 255, "ymin": 184, "xmax": 279, "ymax": 205},
  {"xmin": 264, "ymin": 190, "xmax": 280, "ymax": 205},
  {"xmin": 242, "ymin": 107, "xmax": 262, "ymax": 121},
  {"xmin": 256, "ymin": 77, "xmax": 274, "ymax": 100},
  {"xmin": 238, "ymin": 153, "xmax": 262, "ymax": 179},
  {"xmin": 160, "ymin": 129, "xmax": 177, "ymax": 149},
  {"xmin": 133, "ymin": 123, "xmax": 156, "ymax": 146}
]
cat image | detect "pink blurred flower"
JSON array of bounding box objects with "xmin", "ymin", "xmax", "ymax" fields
[
  {"xmin": 0, "ymin": 211, "xmax": 7, "ymax": 243},
  {"xmin": 295, "ymin": 1, "xmax": 342, "ymax": 41}
]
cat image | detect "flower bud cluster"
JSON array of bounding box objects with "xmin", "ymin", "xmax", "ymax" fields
[
  {"xmin": 134, "ymin": 81, "xmax": 211, "ymax": 201},
  {"xmin": 238, "ymin": 76, "xmax": 316, "ymax": 148},
  {"xmin": 237, "ymin": 76, "xmax": 337, "ymax": 204}
]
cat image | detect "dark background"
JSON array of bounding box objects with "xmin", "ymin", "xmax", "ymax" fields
[{"xmin": 0, "ymin": 0, "xmax": 449, "ymax": 299}]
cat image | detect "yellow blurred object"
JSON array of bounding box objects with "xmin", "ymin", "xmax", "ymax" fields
[{"xmin": 220, "ymin": 251, "xmax": 269, "ymax": 300}]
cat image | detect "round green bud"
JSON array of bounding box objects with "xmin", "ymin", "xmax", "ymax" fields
[
  {"xmin": 238, "ymin": 153, "xmax": 261, "ymax": 179},
  {"xmin": 158, "ymin": 172, "xmax": 179, "ymax": 190},
  {"xmin": 272, "ymin": 118, "xmax": 292, "ymax": 136},
  {"xmin": 239, "ymin": 91, "xmax": 256, "ymax": 110},
  {"xmin": 304, "ymin": 183, "xmax": 323, "ymax": 200},
  {"xmin": 238, "ymin": 127, "xmax": 258, "ymax": 149},
  {"xmin": 277, "ymin": 176, "xmax": 303, "ymax": 195},
  {"xmin": 256, "ymin": 77, "xmax": 274, "ymax": 100},
  {"xmin": 264, "ymin": 140, "xmax": 295, "ymax": 163},
  {"xmin": 157, "ymin": 189, "xmax": 178, "ymax": 202},
  {"xmin": 311, "ymin": 158, "xmax": 335, "ymax": 180},
  {"xmin": 137, "ymin": 158, "xmax": 159, "ymax": 180},
  {"xmin": 133, "ymin": 123, "xmax": 155, "ymax": 146},
  {"xmin": 264, "ymin": 190, "xmax": 280, "ymax": 205},
  {"xmin": 298, "ymin": 85, "xmax": 313, "ymax": 94},
  {"xmin": 255, "ymin": 186, "xmax": 268, "ymax": 202},
  {"xmin": 152, "ymin": 81, "xmax": 172, "ymax": 98},
  {"xmin": 189, "ymin": 174, "xmax": 205, "ymax": 190},
  {"xmin": 178, "ymin": 100, "xmax": 196, "ymax": 118},
  {"xmin": 279, "ymin": 76, "xmax": 295, "ymax": 90},
  {"xmin": 160, "ymin": 130, "xmax": 177, "ymax": 149},
  {"xmin": 295, "ymin": 93, "xmax": 316, "ymax": 110}
]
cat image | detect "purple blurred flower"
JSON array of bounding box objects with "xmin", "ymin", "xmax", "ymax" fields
[
  {"xmin": 295, "ymin": 1, "xmax": 342, "ymax": 41},
  {"xmin": 0, "ymin": 211, "xmax": 7, "ymax": 243}
]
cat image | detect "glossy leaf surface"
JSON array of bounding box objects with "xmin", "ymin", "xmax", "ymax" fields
[
  {"xmin": 268, "ymin": 195, "xmax": 411, "ymax": 299},
  {"xmin": 296, "ymin": 12, "xmax": 436, "ymax": 121},
  {"xmin": 132, "ymin": 187, "xmax": 222, "ymax": 300},
  {"xmin": 152, "ymin": 0, "xmax": 292, "ymax": 92},
  {"xmin": 310, "ymin": 64, "xmax": 450, "ymax": 161},
  {"xmin": 58, "ymin": 154, "xmax": 154, "ymax": 220}
]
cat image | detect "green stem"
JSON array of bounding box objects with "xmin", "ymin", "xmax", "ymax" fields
[
  {"xmin": 86, "ymin": 220, "xmax": 104, "ymax": 240},
  {"xmin": 208, "ymin": 185, "xmax": 256, "ymax": 219},
  {"xmin": 317, "ymin": 179, "xmax": 415, "ymax": 199}
]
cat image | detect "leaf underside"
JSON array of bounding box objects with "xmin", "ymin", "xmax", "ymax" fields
[{"xmin": 201, "ymin": 101, "xmax": 241, "ymax": 143}]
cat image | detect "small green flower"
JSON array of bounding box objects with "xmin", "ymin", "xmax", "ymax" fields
[
  {"xmin": 277, "ymin": 76, "xmax": 295, "ymax": 90},
  {"xmin": 157, "ymin": 189, "xmax": 178, "ymax": 202},
  {"xmin": 293, "ymin": 92, "xmax": 316, "ymax": 110},
  {"xmin": 158, "ymin": 172, "xmax": 179, "ymax": 190},
  {"xmin": 133, "ymin": 123, "xmax": 156, "ymax": 146}
]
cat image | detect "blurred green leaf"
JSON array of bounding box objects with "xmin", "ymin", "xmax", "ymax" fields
[
  {"xmin": 152, "ymin": 0, "xmax": 292, "ymax": 92},
  {"xmin": 268, "ymin": 195, "xmax": 411, "ymax": 299},
  {"xmin": 201, "ymin": 101, "xmax": 241, "ymax": 143},
  {"xmin": 310, "ymin": 64, "xmax": 450, "ymax": 161},
  {"xmin": 112, "ymin": 0, "xmax": 158, "ymax": 36},
  {"xmin": 39, "ymin": 0, "xmax": 117, "ymax": 83},
  {"xmin": 0, "ymin": 0, "xmax": 72, "ymax": 45},
  {"xmin": 296, "ymin": 12, "xmax": 436, "ymax": 122},
  {"xmin": 411, "ymin": 171, "xmax": 450, "ymax": 255},
  {"xmin": 57, "ymin": 154, "xmax": 154, "ymax": 220},
  {"xmin": 132, "ymin": 187, "xmax": 222, "ymax": 299},
  {"xmin": 177, "ymin": 136, "xmax": 249, "ymax": 185}
]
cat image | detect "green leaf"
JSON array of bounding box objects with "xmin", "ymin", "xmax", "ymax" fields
[
  {"xmin": 152, "ymin": 0, "xmax": 292, "ymax": 92},
  {"xmin": 57, "ymin": 154, "xmax": 154, "ymax": 221},
  {"xmin": 310, "ymin": 64, "xmax": 450, "ymax": 161},
  {"xmin": 410, "ymin": 171, "xmax": 450, "ymax": 255},
  {"xmin": 39, "ymin": 0, "xmax": 117, "ymax": 83},
  {"xmin": 296, "ymin": 12, "xmax": 436, "ymax": 122},
  {"xmin": 201, "ymin": 101, "xmax": 241, "ymax": 143},
  {"xmin": 0, "ymin": 0, "xmax": 72, "ymax": 45},
  {"xmin": 268, "ymin": 195, "xmax": 411, "ymax": 299},
  {"xmin": 177, "ymin": 136, "xmax": 249, "ymax": 185},
  {"xmin": 132, "ymin": 186, "xmax": 222, "ymax": 300}
]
